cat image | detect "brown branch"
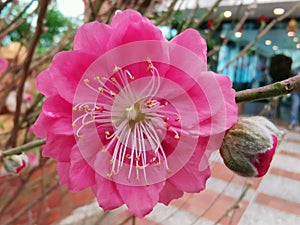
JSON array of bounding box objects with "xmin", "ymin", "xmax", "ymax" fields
[
  {"xmin": 236, "ymin": 74, "xmax": 300, "ymax": 103},
  {"xmin": 193, "ymin": 0, "xmax": 223, "ymax": 28},
  {"xmin": 7, "ymin": 0, "xmax": 50, "ymax": 148},
  {"xmin": 156, "ymin": 0, "xmax": 178, "ymax": 25},
  {"xmin": 0, "ymin": 0, "xmax": 35, "ymax": 33}
]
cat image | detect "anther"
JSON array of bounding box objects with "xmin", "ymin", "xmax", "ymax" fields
[
  {"xmin": 175, "ymin": 117, "xmax": 180, "ymax": 122},
  {"xmin": 101, "ymin": 149, "xmax": 107, "ymax": 154},
  {"xmin": 164, "ymin": 123, "xmax": 171, "ymax": 129},
  {"xmin": 111, "ymin": 77, "xmax": 116, "ymax": 82},
  {"xmin": 105, "ymin": 131, "xmax": 110, "ymax": 136},
  {"xmin": 174, "ymin": 134, "xmax": 180, "ymax": 140},
  {"xmin": 72, "ymin": 107, "xmax": 77, "ymax": 111},
  {"xmin": 113, "ymin": 66, "xmax": 119, "ymax": 73},
  {"xmin": 111, "ymin": 92, "xmax": 116, "ymax": 97},
  {"xmin": 84, "ymin": 79, "xmax": 89, "ymax": 84}
]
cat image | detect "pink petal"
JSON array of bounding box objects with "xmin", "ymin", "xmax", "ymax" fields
[
  {"xmin": 57, "ymin": 162, "xmax": 70, "ymax": 186},
  {"xmin": 32, "ymin": 111, "xmax": 73, "ymax": 137},
  {"xmin": 111, "ymin": 10, "xmax": 146, "ymax": 28},
  {"xmin": 68, "ymin": 146, "xmax": 96, "ymax": 191},
  {"xmin": 74, "ymin": 21, "xmax": 112, "ymax": 55},
  {"xmin": 171, "ymin": 28, "xmax": 207, "ymax": 64},
  {"xmin": 255, "ymin": 135, "xmax": 278, "ymax": 177},
  {"xmin": 92, "ymin": 174, "xmax": 124, "ymax": 211},
  {"xmin": 0, "ymin": 57, "xmax": 9, "ymax": 73},
  {"xmin": 214, "ymin": 72, "xmax": 238, "ymax": 130},
  {"xmin": 159, "ymin": 181, "xmax": 183, "ymax": 205},
  {"xmin": 50, "ymin": 51, "xmax": 97, "ymax": 103},
  {"xmin": 42, "ymin": 134, "xmax": 75, "ymax": 162},
  {"xmin": 42, "ymin": 94, "xmax": 72, "ymax": 118},
  {"xmin": 116, "ymin": 182, "xmax": 164, "ymax": 218},
  {"xmin": 31, "ymin": 112, "xmax": 48, "ymax": 138},
  {"xmin": 169, "ymin": 137, "xmax": 211, "ymax": 193},
  {"xmin": 109, "ymin": 10, "xmax": 164, "ymax": 47},
  {"xmin": 36, "ymin": 69, "xmax": 57, "ymax": 97}
]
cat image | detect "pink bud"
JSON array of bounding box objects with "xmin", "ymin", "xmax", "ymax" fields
[
  {"xmin": 220, "ymin": 116, "xmax": 282, "ymax": 177},
  {"xmin": 3, "ymin": 153, "xmax": 28, "ymax": 174},
  {"xmin": 25, "ymin": 95, "xmax": 32, "ymax": 102}
]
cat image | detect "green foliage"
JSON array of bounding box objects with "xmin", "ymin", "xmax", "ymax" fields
[{"xmin": 39, "ymin": 8, "xmax": 71, "ymax": 49}]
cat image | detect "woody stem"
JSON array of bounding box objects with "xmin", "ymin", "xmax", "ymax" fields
[{"xmin": 235, "ymin": 74, "xmax": 300, "ymax": 103}]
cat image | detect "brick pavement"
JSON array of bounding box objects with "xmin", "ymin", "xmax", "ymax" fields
[{"xmin": 56, "ymin": 126, "xmax": 300, "ymax": 225}]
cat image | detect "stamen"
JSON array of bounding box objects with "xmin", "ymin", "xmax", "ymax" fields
[{"xmin": 73, "ymin": 60, "xmax": 183, "ymax": 185}]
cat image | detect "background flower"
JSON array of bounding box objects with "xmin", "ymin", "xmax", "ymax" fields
[{"xmin": 32, "ymin": 10, "xmax": 238, "ymax": 217}]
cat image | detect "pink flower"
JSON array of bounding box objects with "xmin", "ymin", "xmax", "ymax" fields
[
  {"xmin": 32, "ymin": 10, "xmax": 238, "ymax": 217},
  {"xmin": 220, "ymin": 116, "xmax": 282, "ymax": 177},
  {"xmin": 0, "ymin": 57, "xmax": 8, "ymax": 73}
]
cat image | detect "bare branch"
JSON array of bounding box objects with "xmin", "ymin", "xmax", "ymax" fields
[
  {"xmin": 236, "ymin": 74, "xmax": 300, "ymax": 103},
  {"xmin": 7, "ymin": 0, "xmax": 50, "ymax": 148}
]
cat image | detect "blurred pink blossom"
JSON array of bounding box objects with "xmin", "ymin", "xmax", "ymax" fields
[
  {"xmin": 32, "ymin": 10, "xmax": 238, "ymax": 217},
  {"xmin": 0, "ymin": 57, "xmax": 8, "ymax": 73}
]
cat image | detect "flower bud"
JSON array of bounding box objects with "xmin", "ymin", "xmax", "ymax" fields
[
  {"xmin": 3, "ymin": 153, "xmax": 28, "ymax": 174},
  {"xmin": 220, "ymin": 116, "xmax": 281, "ymax": 177}
]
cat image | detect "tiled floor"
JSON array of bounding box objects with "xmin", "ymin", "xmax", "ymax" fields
[{"xmin": 56, "ymin": 126, "xmax": 300, "ymax": 225}]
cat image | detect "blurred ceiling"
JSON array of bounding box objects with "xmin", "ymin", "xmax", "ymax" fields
[
  {"xmin": 167, "ymin": 0, "xmax": 300, "ymax": 19},
  {"xmin": 158, "ymin": 0, "xmax": 300, "ymax": 66}
]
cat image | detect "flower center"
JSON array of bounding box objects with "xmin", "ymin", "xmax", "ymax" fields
[
  {"xmin": 126, "ymin": 103, "xmax": 145, "ymax": 128},
  {"xmin": 72, "ymin": 60, "xmax": 182, "ymax": 185}
]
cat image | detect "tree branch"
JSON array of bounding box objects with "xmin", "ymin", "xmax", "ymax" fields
[
  {"xmin": 236, "ymin": 74, "xmax": 300, "ymax": 103},
  {"xmin": 7, "ymin": 0, "xmax": 50, "ymax": 148},
  {"xmin": 1, "ymin": 139, "xmax": 46, "ymax": 157}
]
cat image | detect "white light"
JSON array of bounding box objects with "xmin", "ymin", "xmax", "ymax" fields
[
  {"xmin": 265, "ymin": 40, "xmax": 272, "ymax": 45},
  {"xmin": 57, "ymin": 0, "xmax": 84, "ymax": 17},
  {"xmin": 287, "ymin": 31, "xmax": 296, "ymax": 37},
  {"xmin": 224, "ymin": 11, "xmax": 232, "ymax": 18},
  {"xmin": 273, "ymin": 8, "xmax": 285, "ymax": 16},
  {"xmin": 272, "ymin": 45, "xmax": 279, "ymax": 51},
  {"xmin": 297, "ymin": 43, "xmax": 300, "ymax": 49},
  {"xmin": 235, "ymin": 31, "xmax": 242, "ymax": 38},
  {"xmin": 293, "ymin": 37, "xmax": 299, "ymax": 42}
]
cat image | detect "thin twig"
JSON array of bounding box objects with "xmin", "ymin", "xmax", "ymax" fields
[
  {"xmin": 193, "ymin": 0, "xmax": 223, "ymax": 28},
  {"xmin": 2, "ymin": 139, "xmax": 46, "ymax": 157},
  {"xmin": 235, "ymin": 74, "xmax": 300, "ymax": 103},
  {"xmin": 214, "ymin": 183, "xmax": 251, "ymax": 225},
  {"xmin": 7, "ymin": 0, "xmax": 50, "ymax": 148}
]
